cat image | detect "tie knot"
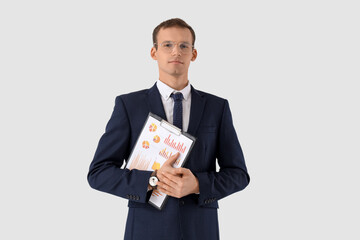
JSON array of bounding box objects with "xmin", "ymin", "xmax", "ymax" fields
[{"xmin": 171, "ymin": 92, "xmax": 183, "ymax": 102}]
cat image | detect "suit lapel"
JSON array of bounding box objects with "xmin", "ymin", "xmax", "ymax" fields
[
  {"xmin": 187, "ymin": 86, "xmax": 206, "ymax": 136},
  {"xmin": 146, "ymin": 83, "xmax": 206, "ymax": 135},
  {"xmin": 147, "ymin": 83, "xmax": 167, "ymax": 121}
]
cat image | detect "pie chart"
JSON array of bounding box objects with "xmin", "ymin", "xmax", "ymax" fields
[
  {"xmin": 142, "ymin": 141, "xmax": 150, "ymax": 149},
  {"xmin": 149, "ymin": 123, "xmax": 157, "ymax": 132},
  {"xmin": 153, "ymin": 135, "xmax": 160, "ymax": 143}
]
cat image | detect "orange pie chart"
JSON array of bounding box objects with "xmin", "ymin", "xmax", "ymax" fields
[
  {"xmin": 153, "ymin": 135, "xmax": 160, "ymax": 143},
  {"xmin": 149, "ymin": 123, "xmax": 157, "ymax": 132},
  {"xmin": 142, "ymin": 141, "xmax": 150, "ymax": 149}
]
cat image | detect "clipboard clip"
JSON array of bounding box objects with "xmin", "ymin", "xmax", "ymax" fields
[{"xmin": 160, "ymin": 120, "xmax": 181, "ymax": 136}]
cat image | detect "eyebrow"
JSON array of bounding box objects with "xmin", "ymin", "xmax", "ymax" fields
[{"xmin": 162, "ymin": 40, "xmax": 191, "ymax": 44}]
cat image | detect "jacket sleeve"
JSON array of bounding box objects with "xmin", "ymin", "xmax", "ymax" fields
[
  {"xmin": 87, "ymin": 96, "xmax": 152, "ymax": 203},
  {"xmin": 194, "ymin": 100, "xmax": 250, "ymax": 206}
]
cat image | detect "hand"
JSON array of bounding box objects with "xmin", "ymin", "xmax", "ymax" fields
[{"xmin": 157, "ymin": 153, "xmax": 200, "ymax": 198}]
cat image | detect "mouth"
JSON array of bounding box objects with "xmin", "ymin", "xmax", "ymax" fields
[{"xmin": 168, "ymin": 60, "xmax": 183, "ymax": 64}]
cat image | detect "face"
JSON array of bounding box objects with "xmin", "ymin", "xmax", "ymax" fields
[{"xmin": 151, "ymin": 27, "xmax": 197, "ymax": 83}]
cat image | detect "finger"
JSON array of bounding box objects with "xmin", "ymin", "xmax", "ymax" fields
[
  {"xmin": 159, "ymin": 167, "xmax": 180, "ymax": 177},
  {"xmin": 169, "ymin": 167, "xmax": 187, "ymax": 176},
  {"xmin": 162, "ymin": 172, "xmax": 180, "ymax": 187},
  {"xmin": 157, "ymin": 182, "xmax": 175, "ymax": 193},
  {"xmin": 157, "ymin": 186, "xmax": 172, "ymax": 196},
  {"xmin": 157, "ymin": 186, "xmax": 178, "ymax": 198},
  {"xmin": 158, "ymin": 173, "xmax": 178, "ymax": 190},
  {"xmin": 174, "ymin": 167, "xmax": 186, "ymax": 175},
  {"xmin": 162, "ymin": 152, "xmax": 180, "ymax": 166},
  {"xmin": 158, "ymin": 170, "xmax": 177, "ymax": 180}
]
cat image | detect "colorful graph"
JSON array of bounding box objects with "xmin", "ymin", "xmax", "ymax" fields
[
  {"xmin": 128, "ymin": 153, "xmax": 152, "ymax": 170},
  {"xmin": 152, "ymin": 189, "xmax": 164, "ymax": 197},
  {"xmin": 159, "ymin": 148, "xmax": 173, "ymax": 160},
  {"xmin": 152, "ymin": 161, "xmax": 160, "ymax": 170},
  {"xmin": 164, "ymin": 134, "xmax": 186, "ymax": 153}
]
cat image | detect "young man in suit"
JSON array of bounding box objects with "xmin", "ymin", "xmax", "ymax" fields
[{"xmin": 88, "ymin": 18, "xmax": 250, "ymax": 240}]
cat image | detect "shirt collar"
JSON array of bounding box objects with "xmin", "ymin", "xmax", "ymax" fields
[{"xmin": 156, "ymin": 79, "xmax": 191, "ymax": 101}]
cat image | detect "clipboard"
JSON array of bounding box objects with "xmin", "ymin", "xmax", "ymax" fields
[{"xmin": 124, "ymin": 112, "xmax": 196, "ymax": 210}]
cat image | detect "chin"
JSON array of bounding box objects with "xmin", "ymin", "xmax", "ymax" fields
[
  {"xmin": 164, "ymin": 69, "xmax": 181, "ymax": 75},
  {"xmin": 171, "ymin": 71, "xmax": 184, "ymax": 76}
]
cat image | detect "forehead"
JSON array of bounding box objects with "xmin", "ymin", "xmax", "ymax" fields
[{"xmin": 157, "ymin": 27, "xmax": 193, "ymax": 43}]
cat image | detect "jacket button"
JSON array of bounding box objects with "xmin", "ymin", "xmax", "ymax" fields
[
  {"xmin": 180, "ymin": 200, "xmax": 185, "ymax": 206},
  {"xmin": 136, "ymin": 196, "xmax": 140, "ymax": 200}
]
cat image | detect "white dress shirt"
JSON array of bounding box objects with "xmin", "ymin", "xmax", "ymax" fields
[{"xmin": 156, "ymin": 79, "xmax": 191, "ymax": 132}]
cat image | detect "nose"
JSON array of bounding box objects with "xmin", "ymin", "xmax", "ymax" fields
[{"xmin": 171, "ymin": 44, "xmax": 181, "ymax": 56}]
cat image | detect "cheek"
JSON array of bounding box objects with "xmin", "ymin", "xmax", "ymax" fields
[
  {"xmin": 183, "ymin": 61, "xmax": 191, "ymax": 67},
  {"xmin": 156, "ymin": 57, "xmax": 165, "ymax": 66},
  {"xmin": 158, "ymin": 55, "xmax": 168, "ymax": 64}
]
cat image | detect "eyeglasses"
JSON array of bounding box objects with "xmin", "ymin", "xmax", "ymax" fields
[{"xmin": 154, "ymin": 41, "xmax": 194, "ymax": 54}]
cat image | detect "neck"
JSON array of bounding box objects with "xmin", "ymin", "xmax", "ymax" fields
[{"xmin": 158, "ymin": 74, "xmax": 188, "ymax": 90}]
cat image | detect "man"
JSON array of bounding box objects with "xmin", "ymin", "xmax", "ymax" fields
[{"xmin": 88, "ymin": 18, "xmax": 250, "ymax": 240}]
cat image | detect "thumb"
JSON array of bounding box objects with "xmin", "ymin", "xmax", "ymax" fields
[{"xmin": 163, "ymin": 152, "xmax": 180, "ymax": 166}]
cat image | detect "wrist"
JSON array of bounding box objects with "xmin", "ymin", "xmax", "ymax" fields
[
  {"xmin": 148, "ymin": 170, "xmax": 159, "ymax": 190},
  {"xmin": 193, "ymin": 177, "xmax": 200, "ymax": 194}
]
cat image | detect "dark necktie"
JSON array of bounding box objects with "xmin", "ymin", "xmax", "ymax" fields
[{"xmin": 170, "ymin": 92, "xmax": 183, "ymax": 130}]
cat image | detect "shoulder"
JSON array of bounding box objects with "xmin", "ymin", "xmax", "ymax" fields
[
  {"xmin": 114, "ymin": 86, "xmax": 153, "ymax": 104},
  {"xmin": 117, "ymin": 89, "xmax": 146, "ymax": 99},
  {"xmin": 196, "ymin": 89, "xmax": 225, "ymax": 101},
  {"xmin": 192, "ymin": 87, "xmax": 228, "ymax": 107}
]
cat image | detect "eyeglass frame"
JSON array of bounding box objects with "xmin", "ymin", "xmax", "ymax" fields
[{"xmin": 153, "ymin": 41, "xmax": 195, "ymax": 54}]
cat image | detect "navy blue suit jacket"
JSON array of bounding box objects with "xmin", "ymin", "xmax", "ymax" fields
[{"xmin": 88, "ymin": 84, "xmax": 250, "ymax": 240}]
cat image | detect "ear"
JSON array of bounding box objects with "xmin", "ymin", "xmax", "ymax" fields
[
  {"xmin": 191, "ymin": 48, "xmax": 198, "ymax": 61},
  {"xmin": 151, "ymin": 47, "xmax": 157, "ymax": 60}
]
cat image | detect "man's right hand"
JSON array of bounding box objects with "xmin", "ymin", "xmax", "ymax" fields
[{"xmin": 157, "ymin": 152, "xmax": 181, "ymax": 177}]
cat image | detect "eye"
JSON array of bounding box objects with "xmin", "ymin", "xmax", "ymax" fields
[
  {"xmin": 180, "ymin": 43, "xmax": 190, "ymax": 49},
  {"xmin": 163, "ymin": 42, "xmax": 173, "ymax": 48}
]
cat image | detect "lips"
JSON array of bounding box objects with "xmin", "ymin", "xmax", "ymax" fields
[{"xmin": 169, "ymin": 60, "xmax": 183, "ymax": 64}]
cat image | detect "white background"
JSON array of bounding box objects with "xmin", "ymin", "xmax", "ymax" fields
[{"xmin": 1, "ymin": 1, "xmax": 359, "ymax": 239}]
